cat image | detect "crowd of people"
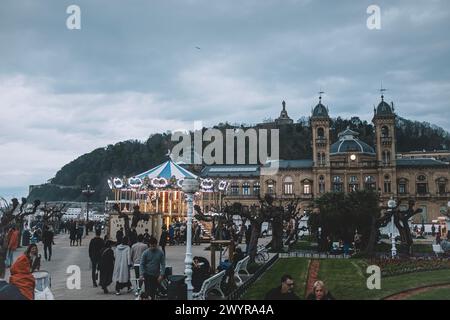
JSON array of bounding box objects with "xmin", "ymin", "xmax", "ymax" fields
[{"xmin": 89, "ymin": 227, "xmax": 166, "ymax": 300}]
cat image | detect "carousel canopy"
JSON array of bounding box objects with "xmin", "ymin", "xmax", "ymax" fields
[{"xmin": 134, "ymin": 159, "xmax": 198, "ymax": 180}]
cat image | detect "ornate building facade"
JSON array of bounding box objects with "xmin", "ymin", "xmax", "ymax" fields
[{"xmin": 201, "ymin": 95, "xmax": 450, "ymax": 222}]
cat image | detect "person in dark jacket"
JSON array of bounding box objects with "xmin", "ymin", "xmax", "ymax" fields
[
  {"xmin": 139, "ymin": 237, "xmax": 165, "ymax": 300},
  {"xmin": 89, "ymin": 229, "xmax": 105, "ymax": 287},
  {"xmin": 116, "ymin": 227, "xmax": 124, "ymax": 244},
  {"xmin": 69, "ymin": 221, "xmax": 77, "ymax": 246},
  {"xmin": 306, "ymin": 280, "xmax": 335, "ymax": 300},
  {"xmin": 264, "ymin": 274, "xmax": 300, "ymax": 300},
  {"xmin": 192, "ymin": 256, "xmax": 211, "ymax": 292},
  {"xmin": 129, "ymin": 227, "xmax": 138, "ymax": 246},
  {"xmin": 159, "ymin": 225, "xmax": 168, "ymax": 256},
  {"xmin": 42, "ymin": 226, "xmax": 55, "ymax": 261},
  {"xmin": 99, "ymin": 240, "xmax": 115, "ymax": 294},
  {"xmin": 0, "ymin": 259, "xmax": 26, "ymax": 300}
]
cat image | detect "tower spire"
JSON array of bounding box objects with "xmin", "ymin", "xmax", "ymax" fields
[
  {"xmin": 380, "ymin": 82, "xmax": 387, "ymax": 101},
  {"xmin": 318, "ymin": 90, "xmax": 325, "ymax": 103}
]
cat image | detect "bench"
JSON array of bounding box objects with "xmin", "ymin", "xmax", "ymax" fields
[
  {"xmin": 234, "ymin": 256, "xmax": 250, "ymax": 286},
  {"xmin": 192, "ymin": 270, "xmax": 226, "ymax": 300},
  {"xmin": 433, "ymin": 244, "xmax": 445, "ymax": 257}
]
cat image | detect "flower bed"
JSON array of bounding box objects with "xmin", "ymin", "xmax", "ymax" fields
[{"xmin": 367, "ymin": 257, "xmax": 450, "ymax": 277}]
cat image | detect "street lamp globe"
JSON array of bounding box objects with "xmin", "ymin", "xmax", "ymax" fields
[
  {"xmin": 182, "ymin": 178, "xmax": 200, "ymax": 193},
  {"xmin": 388, "ymin": 198, "xmax": 396, "ymax": 209}
]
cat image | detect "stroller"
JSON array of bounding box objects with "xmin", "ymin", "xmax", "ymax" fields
[{"xmin": 33, "ymin": 270, "xmax": 55, "ymax": 300}]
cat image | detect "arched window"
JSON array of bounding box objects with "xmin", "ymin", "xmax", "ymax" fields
[
  {"xmin": 365, "ymin": 176, "xmax": 376, "ymax": 191},
  {"xmin": 332, "ymin": 176, "xmax": 343, "ymax": 192},
  {"xmin": 384, "ymin": 175, "xmax": 391, "ymax": 193},
  {"xmin": 242, "ymin": 182, "xmax": 250, "ymax": 196},
  {"xmin": 381, "ymin": 126, "xmax": 389, "ymax": 137},
  {"xmin": 230, "ymin": 182, "xmax": 240, "ymax": 196},
  {"xmin": 383, "ymin": 150, "xmax": 391, "ymax": 165},
  {"xmin": 302, "ymin": 179, "xmax": 312, "ymax": 195},
  {"xmin": 283, "ymin": 176, "xmax": 294, "ymax": 195},
  {"xmin": 317, "ymin": 127, "xmax": 325, "ymax": 138},
  {"xmin": 266, "ymin": 180, "xmax": 276, "ymax": 195},
  {"xmin": 348, "ymin": 176, "xmax": 359, "ymax": 192},
  {"xmin": 436, "ymin": 177, "xmax": 447, "ymax": 195},
  {"xmin": 416, "ymin": 175, "xmax": 428, "ymax": 195},
  {"xmin": 398, "ymin": 178, "xmax": 408, "ymax": 194},
  {"xmin": 319, "ymin": 175, "xmax": 325, "ymax": 194},
  {"xmin": 253, "ymin": 182, "xmax": 260, "ymax": 196}
]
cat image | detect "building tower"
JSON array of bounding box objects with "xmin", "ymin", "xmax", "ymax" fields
[
  {"xmin": 372, "ymin": 92, "xmax": 397, "ymax": 197},
  {"xmin": 311, "ymin": 93, "xmax": 331, "ymax": 194}
]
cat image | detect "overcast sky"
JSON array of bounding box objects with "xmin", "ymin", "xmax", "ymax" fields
[{"xmin": 1, "ymin": 0, "xmax": 449, "ymax": 198}]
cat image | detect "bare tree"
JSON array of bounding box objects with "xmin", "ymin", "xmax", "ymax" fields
[{"xmin": 0, "ymin": 198, "xmax": 40, "ymax": 266}]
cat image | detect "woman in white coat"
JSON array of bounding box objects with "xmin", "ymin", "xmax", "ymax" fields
[{"xmin": 113, "ymin": 236, "xmax": 132, "ymax": 295}]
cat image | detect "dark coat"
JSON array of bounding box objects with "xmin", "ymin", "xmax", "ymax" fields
[
  {"xmin": 159, "ymin": 230, "xmax": 168, "ymax": 247},
  {"xmin": 264, "ymin": 286, "xmax": 300, "ymax": 300},
  {"xmin": 116, "ymin": 230, "xmax": 124, "ymax": 244},
  {"xmin": 42, "ymin": 230, "xmax": 54, "ymax": 246},
  {"xmin": 99, "ymin": 248, "xmax": 115, "ymax": 288},
  {"xmin": 0, "ymin": 281, "xmax": 27, "ymax": 300},
  {"xmin": 89, "ymin": 237, "xmax": 105, "ymax": 263}
]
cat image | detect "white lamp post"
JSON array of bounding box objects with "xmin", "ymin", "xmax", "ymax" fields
[
  {"xmin": 388, "ymin": 197, "xmax": 397, "ymax": 258},
  {"xmin": 182, "ymin": 177, "xmax": 199, "ymax": 300}
]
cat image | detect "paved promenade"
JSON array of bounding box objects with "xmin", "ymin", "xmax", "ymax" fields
[{"xmin": 6, "ymin": 231, "xmax": 270, "ymax": 300}]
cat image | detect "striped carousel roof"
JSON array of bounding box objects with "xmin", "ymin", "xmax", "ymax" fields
[{"xmin": 134, "ymin": 159, "xmax": 197, "ymax": 180}]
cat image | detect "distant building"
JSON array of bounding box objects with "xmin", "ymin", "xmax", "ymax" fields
[
  {"xmin": 274, "ymin": 100, "xmax": 294, "ymax": 125},
  {"xmin": 202, "ymin": 94, "xmax": 450, "ymax": 223}
]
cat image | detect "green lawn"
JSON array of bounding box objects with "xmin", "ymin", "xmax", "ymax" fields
[
  {"xmin": 242, "ymin": 259, "xmax": 309, "ymax": 299},
  {"xmin": 244, "ymin": 258, "xmax": 450, "ymax": 300},
  {"xmin": 289, "ymin": 240, "xmax": 317, "ymax": 251},
  {"xmin": 406, "ymin": 287, "xmax": 450, "ymax": 300}
]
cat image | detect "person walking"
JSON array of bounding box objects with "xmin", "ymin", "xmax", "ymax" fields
[
  {"xmin": 129, "ymin": 227, "xmax": 138, "ymax": 246},
  {"xmin": 77, "ymin": 223, "xmax": 84, "ymax": 246},
  {"xmin": 6, "ymin": 226, "xmax": 20, "ymax": 267},
  {"xmin": 116, "ymin": 227, "xmax": 124, "ymax": 244},
  {"xmin": 69, "ymin": 221, "xmax": 76, "ymax": 246},
  {"xmin": 42, "ymin": 226, "xmax": 55, "ymax": 261},
  {"xmin": 264, "ymin": 274, "xmax": 300, "ymax": 300},
  {"xmin": 194, "ymin": 223, "xmax": 202, "ymax": 245},
  {"xmin": 159, "ymin": 225, "xmax": 168, "ymax": 256},
  {"xmin": 139, "ymin": 237, "xmax": 166, "ymax": 300},
  {"xmin": 131, "ymin": 234, "xmax": 148, "ymax": 295},
  {"xmin": 99, "ymin": 240, "xmax": 115, "ymax": 294},
  {"xmin": 89, "ymin": 229, "xmax": 105, "ymax": 288},
  {"xmin": 113, "ymin": 237, "xmax": 132, "ymax": 295}
]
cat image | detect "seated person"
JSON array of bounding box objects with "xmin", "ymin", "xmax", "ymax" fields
[
  {"xmin": 264, "ymin": 274, "xmax": 299, "ymax": 300},
  {"xmin": 306, "ymin": 280, "xmax": 335, "ymax": 300},
  {"xmin": 231, "ymin": 247, "xmax": 245, "ymax": 269},
  {"xmin": 192, "ymin": 256, "xmax": 211, "ymax": 292}
]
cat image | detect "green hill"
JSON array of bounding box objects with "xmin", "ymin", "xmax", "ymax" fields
[{"xmin": 27, "ymin": 117, "xmax": 450, "ymax": 202}]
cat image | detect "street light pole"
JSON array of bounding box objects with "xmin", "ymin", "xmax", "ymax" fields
[
  {"xmin": 388, "ymin": 197, "xmax": 397, "ymax": 258},
  {"xmin": 82, "ymin": 185, "xmax": 95, "ymax": 236},
  {"xmin": 182, "ymin": 178, "xmax": 199, "ymax": 300}
]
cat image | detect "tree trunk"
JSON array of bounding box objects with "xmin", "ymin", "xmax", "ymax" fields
[
  {"xmin": 364, "ymin": 217, "xmax": 378, "ymax": 256},
  {"xmin": 248, "ymin": 221, "xmax": 262, "ymax": 263},
  {"xmin": 271, "ymin": 217, "xmax": 284, "ymax": 252}
]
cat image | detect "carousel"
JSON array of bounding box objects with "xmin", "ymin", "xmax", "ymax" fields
[{"xmin": 105, "ymin": 158, "xmax": 202, "ymax": 240}]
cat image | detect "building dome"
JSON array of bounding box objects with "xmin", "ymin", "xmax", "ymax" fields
[
  {"xmin": 376, "ymin": 96, "xmax": 393, "ymax": 116},
  {"xmin": 312, "ymin": 102, "xmax": 329, "ymax": 118},
  {"xmin": 330, "ymin": 127, "xmax": 375, "ymax": 155}
]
